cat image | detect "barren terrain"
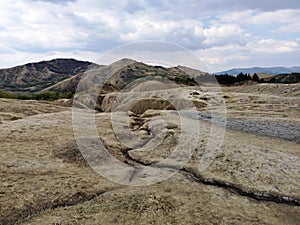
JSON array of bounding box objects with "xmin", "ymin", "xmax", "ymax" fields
[{"xmin": 0, "ymin": 83, "xmax": 299, "ymax": 225}]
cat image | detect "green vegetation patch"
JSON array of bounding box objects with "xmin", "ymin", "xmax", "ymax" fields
[{"xmin": 0, "ymin": 90, "xmax": 74, "ymax": 100}]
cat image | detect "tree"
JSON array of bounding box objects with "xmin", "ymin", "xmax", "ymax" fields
[{"xmin": 252, "ymin": 73, "xmax": 259, "ymax": 82}]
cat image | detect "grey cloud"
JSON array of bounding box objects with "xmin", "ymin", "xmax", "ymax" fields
[
  {"xmin": 150, "ymin": 0, "xmax": 300, "ymax": 17},
  {"xmin": 231, "ymin": 0, "xmax": 300, "ymax": 11},
  {"xmin": 1, "ymin": 0, "xmax": 299, "ymax": 70},
  {"xmin": 125, "ymin": 0, "xmax": 145, "ymax": 14},
  {"xmin": 31, "ymin": 0, "xmax": 77, "ymax": 5}
]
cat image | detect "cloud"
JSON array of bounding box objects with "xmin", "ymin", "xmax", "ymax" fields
[
  {"xmin": 196, "ymin": 39, "xmax": 300, "ymax": 71},
  {"xmin": 202, "ymin": 25, "xmax": 248, "ymax": 47},
  {"xmin": 31, "ymin": 0, "xmax": 77, "ymax": 5},
  {"xmin": 249, "ymin": 39, "xmax": 299, "ymax": 53},
  {"xmin": 222, "ymin": 0, "xmax": 300, "ymax": 11},
  {"xmin": 125, "ymin": 0, "xmax": 145, "ymax": 14},
  {"xmin": 248, "ymin": 10, "xmax": 300, "ymax": 33},
  {"xmin": 0, "ymin": 0, "xmax": 299, "ymax": 71},
  {"xmin": 0, "ymin": 1, "xmax": 87, "ymax": 51},
  {"xmin": 219, "ymin": 9, "xmax": 300, "ymax": 33},
  {"xmin": 141, "ymin": 0, "xmax": 300, "ymax": 19},
  {"xmin": 119, "ymin": 16, "xmax": 249, "ymax": 49}
]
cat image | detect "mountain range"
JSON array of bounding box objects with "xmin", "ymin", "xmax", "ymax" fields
[
  {"xmin": 0, "ymin": 59, "xmax": 95, "ymax": 92},
  {"xmin": 0, "ymin": 58, "xmax": 206, "ymax": 93},
  {"xmin": 0, "ymin": 59, "xmax": 299, "ymax": 94},
  {"xmin": 215, "ymin": 66, "xmax": 300, "ymax": 75}
]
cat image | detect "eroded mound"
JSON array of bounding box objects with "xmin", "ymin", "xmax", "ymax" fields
[
  {"xmin": 127, "ymin": 80, "xmax": 180, "ymax": 92},
  {"xmin": 131, "ymin": 98, "xmax": 176, "ymax": 114},
  {"xmin": 98, "ymin": 88, "xmax": 208, "ymax": 113}
]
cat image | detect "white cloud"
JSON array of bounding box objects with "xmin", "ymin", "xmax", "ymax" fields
[
  {"xmin": 0, "ymin": 0, "xmax": 299, "ymax": 71},
  {"xmin": 220, "ymin": 9, "xmax": 300, "ymax": 33},
  {"xmin": 249, "ymin": 39, "xmax": 299, "ymax": 53},
  {"xmin": 246, "ymin": 9, "xmax": 300, "ymax": 25},
  {"xmin": 196, "ymin": 39, "xmax": 300, "ymax": 71},
  {"xmin": 0, "ymin": 0, "xmax": 87, "ymax": 51},
  {"xmin": 202, "ymin": 25, "xmax": 249, "ymax": 47},
  {"xmin": 119, "ymin": 16, "xmax": 249, "ymax": 49}
]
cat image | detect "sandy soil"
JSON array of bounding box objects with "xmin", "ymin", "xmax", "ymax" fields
[{"xmin": 0, "ymin": 83, "xmax": 299, "ymax": 225}]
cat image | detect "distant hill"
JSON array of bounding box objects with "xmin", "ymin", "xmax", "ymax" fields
[
  {"xmin": 1, "ymin": 58, "xmax": 299, "ymax": 96},
  {"xmin": 4, "ymin": 58, "xmax": 205, "ymax": 95},
  {"xmin": 269, "ymin": 73, "xmax": 300, "ymax": 83},
  {"xmin": 216, "ymin": 66, "xmax": 300, "ymax": 75},
  {"xmin": 0, "ymin": 58, "xmax": 207, "ymax": 94},
  {"xmin": 0, "ymin": 58, "xmax": 95, "ymax": 92},
  {"xmin": 48, "ymin": 59, "xmax": 200, "ymax": 94}
]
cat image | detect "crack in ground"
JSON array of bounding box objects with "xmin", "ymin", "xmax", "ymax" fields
[
  {"xmin": 121, "ymin": 148, "xmax": 300, "ymax": 207},
  {"xmin": 122, "ymin": 113, "xmax": 300, "ymax": 207},
  {"xmin": 8, "ymin": 187, "xmax": 124, "ymax": 225},
  {"xmin": 181, "ymin": 167, "xmax": 300, "ymax": 207}
]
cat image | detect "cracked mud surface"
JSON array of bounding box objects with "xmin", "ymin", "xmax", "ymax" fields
[{"xmin": 0, "ymin": 84, "xmax": 300, "ymax": 225}]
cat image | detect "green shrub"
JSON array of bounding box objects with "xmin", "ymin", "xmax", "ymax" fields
[
  {"xmin": 0, "ymin": 90, "xmax": 74, "ymax": 100},
  {"xmin": 0, "ymin": 90, "xmax": 14, "ymax": 98}
]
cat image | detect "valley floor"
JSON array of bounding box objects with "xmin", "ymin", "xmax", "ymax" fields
[{"xmin": 0, "ymin": 83, "xmax": 299, "ymax": 225}]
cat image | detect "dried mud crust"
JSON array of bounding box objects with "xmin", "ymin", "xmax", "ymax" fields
[
  {"xmin": 0, "ymin": 98, "xmax": 69, "ymax": 122},
  {"xmin": 220, "ymin": 86, "xmax": 300, "ymax": 122},
  {"xmin": 0, "ymin": 84, "xmax": 300, "ymax": 225},
  {"xmin": 0, "ymin": 110, "xmax": 122, "ymax": 225},
  {"xmin": 1, "ymin": 110, "xmax": 300, "ymax": 224},
  {"xmin": 126, "ymin": 111, "xmax": 300, "ymax": 200},
  {"xmin": 20, "ymin": 175, "xmax": 300, "ymax": 225}
]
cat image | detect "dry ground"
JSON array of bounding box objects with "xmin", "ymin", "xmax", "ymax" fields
[{"xmin": 0, "ymin": 83, "xmax": 299, "ymax": 225}]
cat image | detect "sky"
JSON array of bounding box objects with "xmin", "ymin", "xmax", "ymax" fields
[{"xmin": 0, "ymin": 0, "xmax": 299, "ymax": 72}]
